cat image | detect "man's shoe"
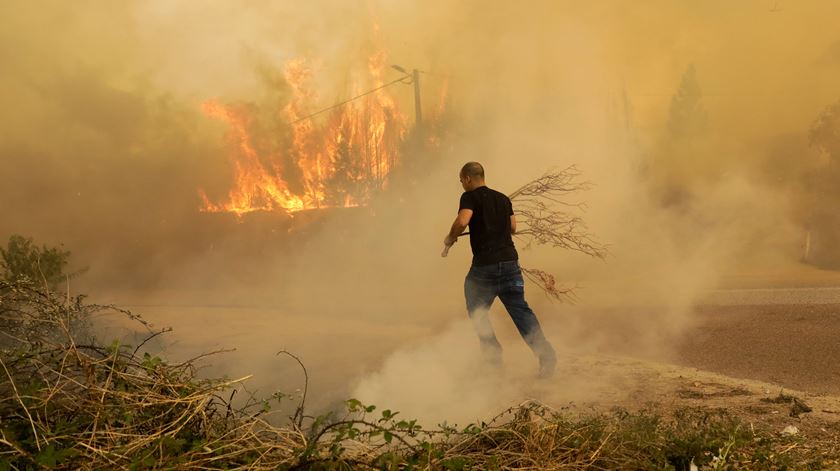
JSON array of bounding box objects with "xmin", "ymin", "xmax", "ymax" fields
[
  {"xmin": 482, "ymin": 352, "xmax": 503, "ymax": 370},
  {"xmin": 538, "ymin": 354, "xmax": 556, "ymax": 379},
  {"xmin": 480, "ymin": 344, "xmax": 503, "ymax": 370}
]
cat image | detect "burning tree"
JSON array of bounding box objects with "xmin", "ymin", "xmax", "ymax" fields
[{"xmin": 199, "ymin": 55, "xmax": 411, "ymax": 216}]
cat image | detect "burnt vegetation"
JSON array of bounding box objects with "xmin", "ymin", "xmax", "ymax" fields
[{"xmin": 1, "ymin": 240, "xmax": 835, "ymax": 469}]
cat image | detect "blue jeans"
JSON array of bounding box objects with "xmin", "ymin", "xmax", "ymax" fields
[{"xmin": 464, "ymin": 260, "xmax": 556, "ymax": 365}]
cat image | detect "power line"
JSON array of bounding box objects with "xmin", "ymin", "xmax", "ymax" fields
[{"xmin": 291, "ymin": 74, "xmax": 412, "ymax": 124}]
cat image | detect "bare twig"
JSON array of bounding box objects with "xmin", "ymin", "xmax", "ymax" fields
[
  {"xmin": 509, "ymin": 166, "xmax": 606, "ymax": 300},
  {"xmin": 510, "ymin": 166, "xmax": 607, "ymax": 259},
  {"xmin": 520, "ymin": 266, "xmax": 577, "ymax": 302},
  {"xmin": 5, "ymin": 281, "xmax": 810, "ymax": 469},
  {"xmin": 132, "ymin": 327, "xmax": 174, "ymax": 357},
  {"xmin": 0, "ymin": 356, "xmax": 41, "ymax": 451},
  {"xmin": 277, "ymin": 350, "xmax": 309, "ymax": 430}
]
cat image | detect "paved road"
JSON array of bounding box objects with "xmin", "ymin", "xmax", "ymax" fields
[
  {"xmin": 703, "ymin": 286, "xmax": 840, "ymax": 306},
  {"xmin": 674, "ymin": 289, "xmax": 840, "ymax": 395},
  {"xmin": 114, "ymin": 285, "xmax": 840, "ymax": 399}
]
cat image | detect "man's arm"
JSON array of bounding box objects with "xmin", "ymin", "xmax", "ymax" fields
[
  {"xmin": 510, "ymin": 214, "xmax": 517, "ymax": 235},
  {"xmin": 444, "ymin": 209, "xmax": 473, "ymax": 246}
]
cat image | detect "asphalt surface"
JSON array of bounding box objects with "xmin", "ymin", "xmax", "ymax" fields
[
  {"xmin": 675, "ymin": 288, "xmax": 840, "ymax": 395},
  {"xmin": 117, "ymin": 284, "xmax": 840, "ymax": 400},
  {"xmin": 703, "ymin": 286, "xmax": 840, "ymax": 306}
]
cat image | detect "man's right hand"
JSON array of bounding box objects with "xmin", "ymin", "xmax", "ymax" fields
[{"xmin": 441, "ymin": 235, "xmax": 456, "ymax": 258}]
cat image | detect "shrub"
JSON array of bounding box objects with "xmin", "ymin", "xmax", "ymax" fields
[{"xmin": 0, "ymin": 235, "xmax": 70, "ymax": 290}]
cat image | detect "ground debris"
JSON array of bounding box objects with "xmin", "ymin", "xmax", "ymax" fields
[
  {"xmin": 3, "ymin": 280, "xmax": 840, "ymax": 470},
  {"xmin": 761, "ymin": 392, "xmax": 813, "ymax": 418},
  {"xmin": 677, "ymin": 385, "xmax": 753, "ymax": 400},
  {"xmin": 781, "ymin": 425, "xmax": 800, "ymax": 436}
]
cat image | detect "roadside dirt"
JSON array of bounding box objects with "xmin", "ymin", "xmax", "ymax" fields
[
  {"xmin": 528, "ymin": 353, "xmax": 840, "ymax": 464},
  {"xmin": 108, "ymin": 264, "xmax": 840, "ymax": 462},
  {"xmin": 674, "ymin": 303, "xmax": 840, "ymax": 396}
]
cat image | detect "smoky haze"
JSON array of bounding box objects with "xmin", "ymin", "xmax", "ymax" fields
[{"xmin": 3, "ymin": 1, "xmax": 840, "ymax": 422}]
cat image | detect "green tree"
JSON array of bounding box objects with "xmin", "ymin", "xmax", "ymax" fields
[{"xmin": 0, "ymin": 234, "xmax": 70, "ymax": 289}]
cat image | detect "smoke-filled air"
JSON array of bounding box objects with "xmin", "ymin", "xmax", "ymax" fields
[{"xmin": 5, "ymin": 1, "xmax": 840, "ymax": 468}]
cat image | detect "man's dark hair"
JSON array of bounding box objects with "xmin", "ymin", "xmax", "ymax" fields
[{"xmin": 460, "ymin": 161, "xmax": 485, "ymax": 179}]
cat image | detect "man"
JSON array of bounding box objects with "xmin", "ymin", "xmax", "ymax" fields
[{"xmin": 443, "ymin": 161, "xmax": 557, "ymax": 378}]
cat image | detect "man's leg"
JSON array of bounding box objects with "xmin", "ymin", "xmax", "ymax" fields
[
  {"xmin": 465, "ymin": 267, "xmax": 502, "ymax": 365},
  {"xmin": 498, "ymin": 263, "xmax": 557, "ymax": 377}
]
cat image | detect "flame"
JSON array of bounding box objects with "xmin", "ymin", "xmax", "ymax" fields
[
  {"xmin": 199, "ymin": 101, "xmax": 305, "ymax": 214},
  {"xmin": 199, "ymin": 53, "xmax": 410, "ymax": 215}
]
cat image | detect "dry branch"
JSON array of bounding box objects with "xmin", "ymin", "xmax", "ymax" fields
[
  {"xmin": 510, "ymin": 165, "xmax": 606, "ymax": 259},
  {"xmin": 507, "ymin": 166, "xmax": 607, "ymax": 300},
  {"xmin": 2, "ymin": 281, "xmax": 818, "ymax": 469},
  {"xmin": 0, "ymin": 280, "xmax": 304, "ymax": 470},
  {"xmin": 520, "ymin": 267, "xmax": 577, "ymax": 302}
]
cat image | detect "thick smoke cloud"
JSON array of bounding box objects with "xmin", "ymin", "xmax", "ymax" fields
[{"xmin": 4, "ymin": 1, "xmax": 840, "ymax": 421}]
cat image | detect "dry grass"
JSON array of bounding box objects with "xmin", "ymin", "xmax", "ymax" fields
[
  {"xmin": 1, "ymin": 280, "xmax": 837, "ymax": 470},
  {"xmin": 0, "ymin": 281, "xmax": 305, "ymax": 469}
]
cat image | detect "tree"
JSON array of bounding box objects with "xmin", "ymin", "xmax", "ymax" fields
[
  {"xmin": 666, "ymin": 64, "xmax": 707, "ymax": 141},
  {"xmin": 647, "ymin": 64, "xmax": 710, "ymax": 208},
  {"xmin": 1, "ymin": 235, "xmax": 70, "ymax": 290},
  {"xmin": 809, "ymin": 98, "xmax": 840, "ymax": 163},
  {"xmin": 801, "ymin": 99, "xmax": 840, "ymax": 267}
]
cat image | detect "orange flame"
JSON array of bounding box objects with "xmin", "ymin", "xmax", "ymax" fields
[
  {"xmin": 199, "ymin": 101, "xmax": 305, "ymax": 214},
  {"xmin": 200, "ymin": 53, "xmax": 409, "ymax": 215}
]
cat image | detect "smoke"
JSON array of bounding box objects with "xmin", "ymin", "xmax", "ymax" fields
[{"xmin": 4, "ymin": 1, "xmax": 840, "ymax": 421}]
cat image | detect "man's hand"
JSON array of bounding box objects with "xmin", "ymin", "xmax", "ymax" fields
[
  {"xmin": 441, "ymin": 234, "xmax": 457, "ymax": 257},
  {"xmin": 442, "ymin": 208, "xmax": 472, "ymax": 258}
]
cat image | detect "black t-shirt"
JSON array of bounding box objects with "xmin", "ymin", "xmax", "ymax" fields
[{"xmin": 458, "ymin": 186, "xmax": 518, "ymax": 265}]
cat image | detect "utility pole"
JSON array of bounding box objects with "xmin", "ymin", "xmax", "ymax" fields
[
  {"xmin": 412, "ymin": 69, "xmax": 422, "ymax": 126},
  {"xmin": 392, "ymin": 65, "xmax": 422, "ymax": 130}
]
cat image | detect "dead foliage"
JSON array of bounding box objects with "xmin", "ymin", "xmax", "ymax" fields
[
  {"xmin": 509, "ymin": 166, "xmax": 607, "ymax": 301},
  {"xmin": 520, "ymin": 267, "xmax": 576, "ymax": 302},
  {"xmin": 761, "ymin": 392, "xmax": 814, "ymax": 418},
  {"xmin": 0, "ymin": 280, "xmax": 304, "ymax": 469},
  {"xmin": 2, "ymin": 281, "xmax": 837, "ymax": 469},
  {"xmin": 509, "ymin": 166, "xmax": 606, "ymax": 259}
]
